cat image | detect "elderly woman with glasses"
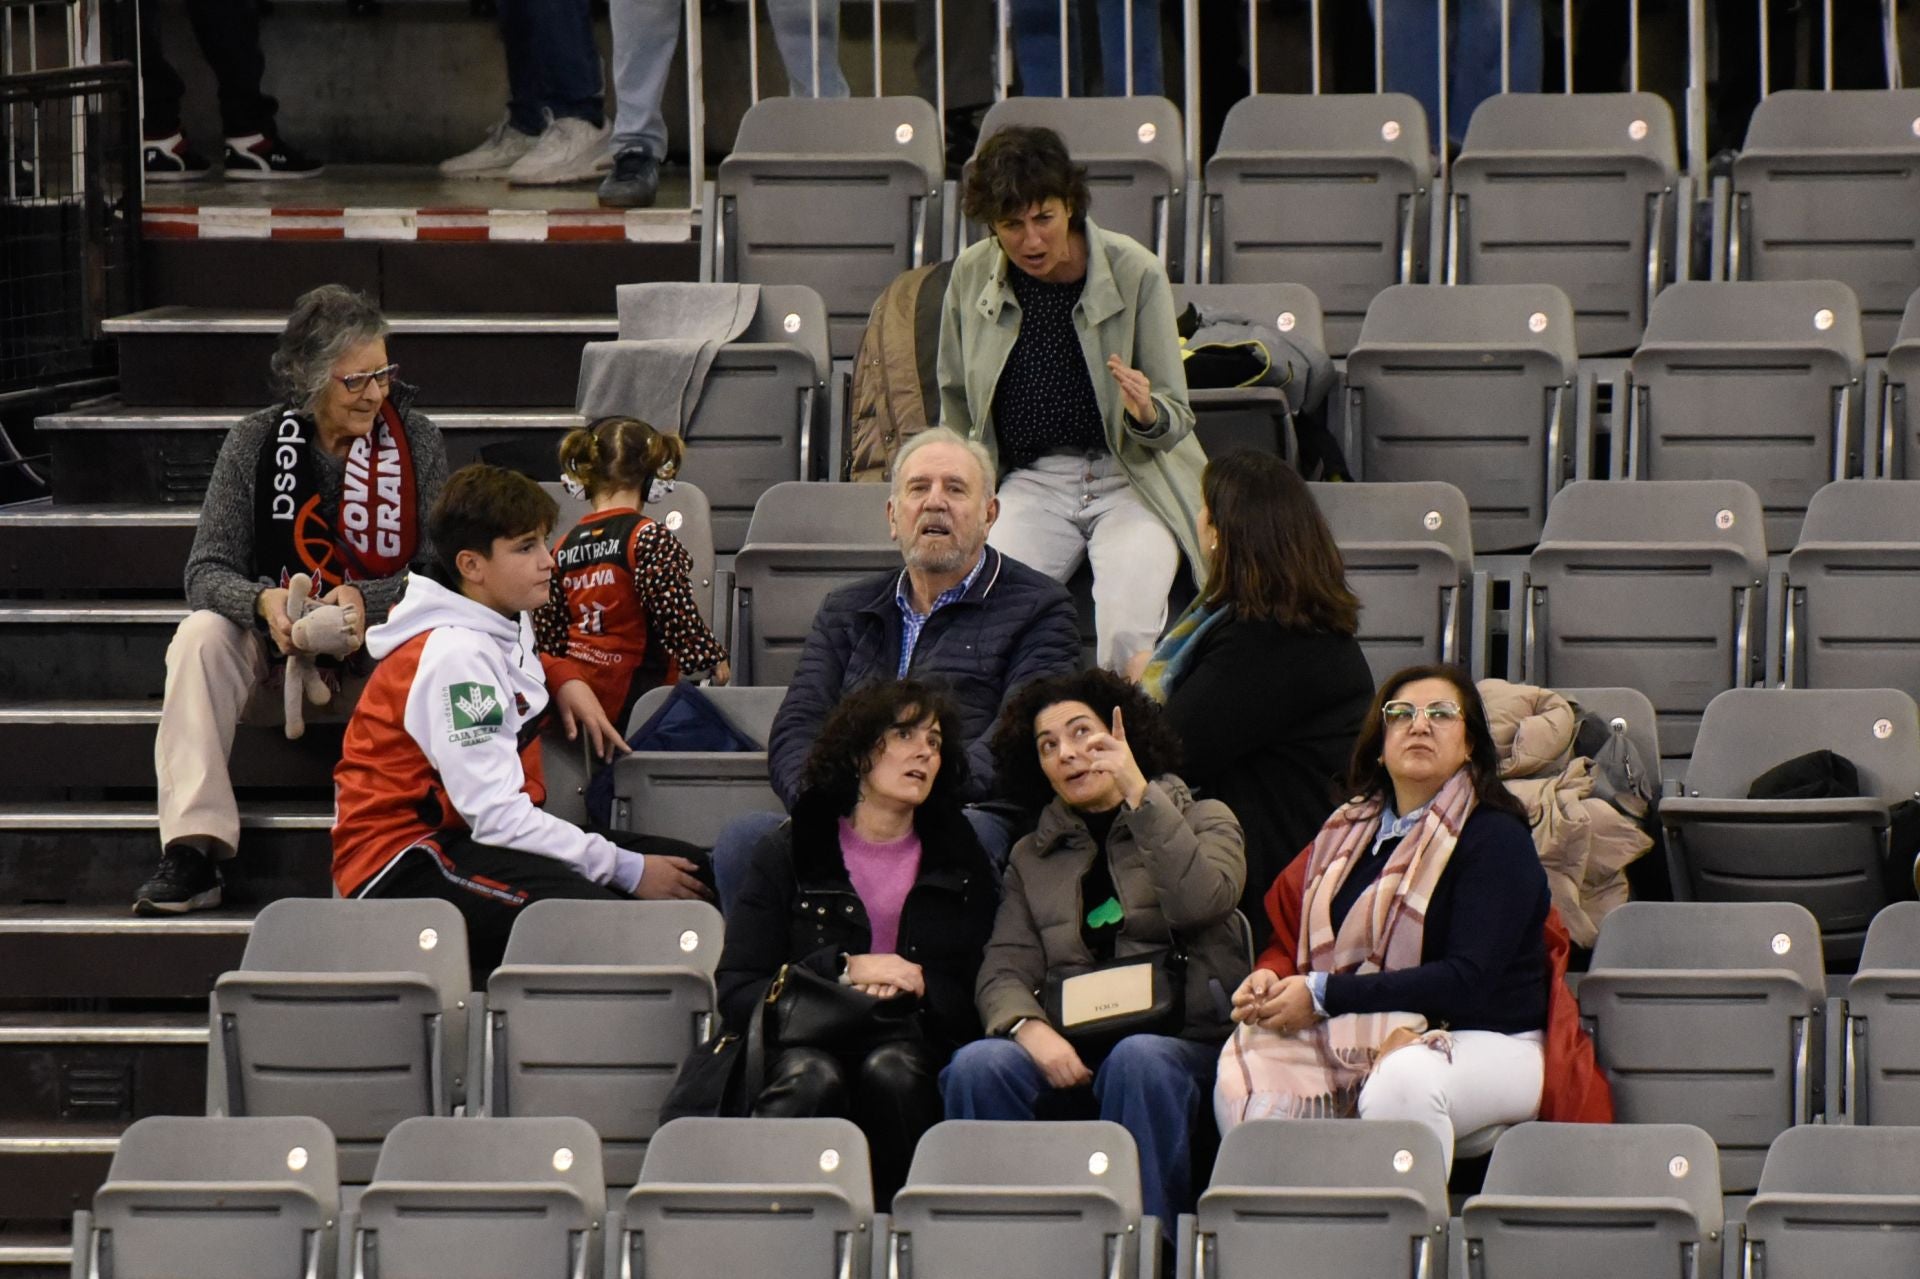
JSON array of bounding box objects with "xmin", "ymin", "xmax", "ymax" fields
[
  {"xmin": 135, "ymin": 283, "xmax": 449, "ymax": 916},
  {"xmin": 1214, "ymin": 664, "xmax": 1561, "ymax": 1173}
]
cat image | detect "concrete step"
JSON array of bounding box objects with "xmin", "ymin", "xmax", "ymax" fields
[
  {"xmin": 0, "ymin": 702, "xmax": 342, "ymax": 794},
  {"xmin": 0, "ymin": 1121, "xmax": 122, "ymax": 1221},
  {"xmin": 0, "ymin": 907, "xmax": 253, "ymax": 1001},
  {"xmin": 0, "ymin": 503, "xmax": 198, "ymax": 595},
  {"xmin": 0, "ymin": 602, "xmax": 185, "ymax": 700},
  {"xmin": 0, "ymin": 803, "xmax": 333, "ymax": 912},
  {"xmin": 33, "ymin": 406, "xmax": 585, "ymax": 505},
  {"xmin": 0, "ymin": 1013, "xmax": 207, "ymax": 1127},
  {"xmin": 106, "ymin": 308, "xmax": 616, "ymax": 408}
]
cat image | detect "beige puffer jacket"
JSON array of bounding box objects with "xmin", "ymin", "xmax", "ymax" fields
[{"xmin": 1478, "ymin": 679, "xmax": 1652, "ymax": 947}]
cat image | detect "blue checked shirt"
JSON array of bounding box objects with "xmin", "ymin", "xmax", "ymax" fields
[{"xmin": 894, "ymin": 552, "xmax": 987, "ymax": 676}]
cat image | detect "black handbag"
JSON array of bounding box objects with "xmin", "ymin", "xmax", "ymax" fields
[
  {"xmin": 1040, "ymin": 945, "xmax": 1187, "ymax": 1054},
  {"xmin": 765, "ymin": 962, "xmax": 922, "ymax": 1057}
]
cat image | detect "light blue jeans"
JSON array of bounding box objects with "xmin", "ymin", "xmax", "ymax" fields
[{"xmin": 610, "ymin": 0, "xmax": 849, "ymax": 160}]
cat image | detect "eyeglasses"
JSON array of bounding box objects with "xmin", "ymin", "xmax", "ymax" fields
[
  {"xmin": 335, "ymin": 363, "xmax": 399, "ymax": 394},
  {"xmin": 1382, "ymin": 700, "xmax": 1463, "ymax": 728}
]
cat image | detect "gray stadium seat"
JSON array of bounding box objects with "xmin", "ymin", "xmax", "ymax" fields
[
  {"xmin": 730, "ymin": 481, "xmax": 898, "ymax": 686},
  {"xmin": 579, "ymin": 283, "xmax": 833, "ymax": 554},
  {"xmin": 1201, "ymin": 94, "xmax": 1431, "ymax": 355},
  {"xmin": 1627, "ymin": 280, "xmax": 1866, "ymax": 551},
  {"xmin": 1844, "ymin": 901, "xmax": 1920, "ymax": 1124},
  {"xmin": 1557, "ymin": 686, "xmax": 1664, "ymax": 796},
  {"xmin": 1743, "ymin": 1125, "xmax": 1920, "ymax": 1277},
  {"xmin": 1578, "ymin": 901, "xmax": 1826, "ymax": 1192},
  {"xmin": 620, "ymin": 1117, "xmax": 876, "ymax": 1279},
  {"xmin": 483, "ymin": 899, "xmax": 724, "ymax": 1186},
  {"xmin": 890, "ymin": 1120, "xmax": 1154, "ymax": 1279},
  {"xmin": 1308, "ymin": 480, "xmax": 1474, "ymax": 681},
  {"xmin": 1177, "ymin": 1119, "xmax": 1447, "ymax": 1279},
  {"xmin": 1523, "ymin": 479, "xmax": 1768, "ymax": 758},
  {"xmin": 1730, "ymin": 89, "xmax": 1920, "ymax": 354},
  {"xmin": 1345, "ymin": 284, "xmax": 1578, "ymax": 552},
  {"xmin": 1878, "ymin": 291, "xmax": 1920, "ymax": 476},
  {"xmin": 1449, "ymin": 92, "xmax": 1679, "ymax": 356},
  {"xmin": 207, "ymin": 898, "xmax": 473, "ymax": 1182},
  {"xmin": 608, "ymin": 683, "xmax": 786, "ymax": 844},
  {"xmin": 1659, "ymin": 687, "xmax": 1920, "ymax": 964},
  {"xmin": 348, "ymin": 1117, "xmax": 603, "ymax": 1279},
  {"xmin": 715, "ymin": 96, "xmax": 944, "ymax": 359},
  {"xmin": 1460, "ymin": 1122, "xmax": 1723, "ymax": 1279},
  {"xmin": 975, "ymin": 96, "xmax": 1187, "ymax": 278},
  {"xmin": 1173, "ymin": 282, "xmax": 1324, "ymax": 463},
  {"xmin": 1782, "ymin": 481, "xmax": 1920, "ymax": 698},
  {"xmin": 541, "ymin": 479, "xmax": 720, "ymax": 627},
  {"xmin": 75, "ymin": 1116, "xmax": 338, "ymax": 1279}
]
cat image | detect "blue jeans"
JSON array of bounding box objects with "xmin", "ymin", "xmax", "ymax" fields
[
  {"xmin": 1377, "ymin": 0, "xmax": 1543, "ymax": 147},
  {"xmin": 710, "ymin": 805, "xmax": 1014, "ymax": 916},
  {"xmin": 609, "ymin": 0, "xmax": 849, "ymax": 160},
  {"xmin": 500, "ymin": 0, "xmax": 606, "ymax": 134},
  {"xmin": 939, "ymin": 1034, "xmax": 1217, "ymax": 1227},
  {"xmin": 1009, "ymin": 0, "xmax": 1162, "ymax": 97}
]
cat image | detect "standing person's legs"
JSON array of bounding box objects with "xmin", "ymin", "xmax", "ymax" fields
[
  {"xmin": 1094, "ymin": 0, "xmax": 1162, "ymax": 95},
  {"xmin": 137, "ymin": 0, "xmax": 190, "ymax": 137},
  {"xmin": 1448, "ymin": 0, "xmax": 1542, "ymax": 139},
  {"xmin": 915, "ymin": 0, "xmax": 996, "ymax": 108},
  {"xmin": 1375, "ymin": 0, "xmax": 1442, "ymax": 151},
  {"xmin": 1356, "ymin": 1030, "xmax": 1545, "ymax": 1175},
  {"xmin": 155, "ymin": 610, "xmax": 270, "ymax": 863},
  {"xmin": 179, "ymin": 0, "xmax": 276, "ymax": 137},
  {"xmin": 1007, "ymin": 0, "xmax": 1081, "ymax": 95},
  {"xmin": 536, "ymin": 0, "xmax": 610, "ymax": 124},
  {"xmin": 710, "ymin": 809, "xmax": 787, "ymax": 916},
  {"xmin": 1090, "ymin": 1034, "xmax": 1218, "ymax": 1228},
  {"xmin": 939, "ymin": 1036, "xmax": 1050, "ymax": 1119},
  {"xmin": 856, "ymin": 1039, "xmax": 944, "ymax": 1206},
  {"xmin": 987, "ymin": 457, "xmax": 1093, "ymax": 585},
  {"xmin": 1079, "ymin": 462, "xmax": 1179, "ymax": 672},
  {"xmin": 767, "ymin": 0, "xmax": 851, "ymax": 98},
  {"xmin": 498, "ymin": 0, "xmax": 553, "ymax": 137},
  {"xmin": 609, "ymin": 0, "xmax": 681, "ymax": 160}
]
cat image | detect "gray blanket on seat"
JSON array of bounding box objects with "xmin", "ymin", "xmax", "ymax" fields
[{"xmin": 576, "ymin": 283, "xmax": 761, "ymax": 431}]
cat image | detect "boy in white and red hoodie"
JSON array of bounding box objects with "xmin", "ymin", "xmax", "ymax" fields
[{"xmin": 332, "ymin": 463, "xmax": 710, "ymax": 980}]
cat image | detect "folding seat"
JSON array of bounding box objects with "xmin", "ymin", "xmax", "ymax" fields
[
  {"xmin": 1200, "ymin": 93, "xmax": 1431, "ymax": 354},
  {"xmin": 1844, "ymin": 901, "xmax": 1920, "ymax": 1124},
  {"xmin": 1659, "ymin": 687, "xmax": 1920, "ymax": 964},
  {"xmin": 207, "ymin": 898, "xmax": 474, "ymax": 1182},
  {"xmin": 608, "ymin": 683, "xmax": 787, "ymax": 844},
  {"xmin": 541, "ymin": 478, "xmax": 719, "ymax": 625},
  {"xmin": 1172, "ymin": 282, "xmax": 1324, "ymax": 463},
  {"xmin": 483, "ymin": 899, "xmax": 724, "ymax": 1186},
  {"xmin": 1578, "ymin": 901, "xmax": 1826, "ymax": 1191},
  {"xmin": 1743, "ymin": 1125, "xmax": 1920, "ymax": 1277},
  {"xmin": 1459, "ymin": 1122, "xmax": 1723, "ymax": 1279},
  {"xmin": 714, "ymin": 96, "xmax": 944, "ymax": 358},
  {"xmin": 620, "ymin": 1117, "xmax": 876, "ymax": 1279},
  {"xmin": 1729, "ymin": 89, "xmax": 1920, "ymax": 354},
  {"xmin": 73, "ymin": 1116, "xmax": 338, "ymax": 1279},
  {"xmin": 1345, "ymin": 284, "xmax": 1578, "ymax": 552},
  {"xmin": 1878, "ymin": 291, "xmax": 1920, "ymax": 475},
  {"xmin": 1781, "ymin": 481, "xmax": 1920, "ymax": 699},
  {"xmin": 889, "ymin": 1120, "xmax": 1155, "ymax": 1278},
  {"xmin": 1523, "ymin": 479, "xmax": 1768, "ymax": 758},
  {"xmin": 578, "ymin": 282, "xmax": 833, "ymax": 554},
  {"xmin": 1176, "ymin": 1119, "xmax": 1447, "ymax": 1279},
  {"xmin": 730, "ymin": 480, "xmax": 898, "ymax": 686},
  {"xmin": 346, "ymin": 1117, "xmax": 603, "ymax": 1279},
  {"xmin": 975, "ymin": 96, "xmax": 1187, "ymax": 278},
  {"xmin": 1308, "ymin": 479, "xmax": 1474, "ymax": 681},
  {"xmin": 1448, "ymin": 92, "xmax": 1680, "ymax": 355},
  {"xmin": 1626, "ymin": 279, "xmax": 1865, "ymax": 552}
]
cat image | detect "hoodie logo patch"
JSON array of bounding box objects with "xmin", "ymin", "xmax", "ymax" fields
[{"xmin": 447, "ymin": 681, "xmax": 505, "ymax": 745}]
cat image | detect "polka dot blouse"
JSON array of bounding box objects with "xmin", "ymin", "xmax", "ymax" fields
[{"xmin": 990, "ymin": 266, "xmax": 1110, "ymax": 472}]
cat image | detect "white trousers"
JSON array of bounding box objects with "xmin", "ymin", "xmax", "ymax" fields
[
  {"xmin": 1357, "ymin": 1029, "xmax": 1545, "ymax": 1174},
  {"xmin": 987, "ymin": 453, "xmax": 1180, "ymax": 671}
]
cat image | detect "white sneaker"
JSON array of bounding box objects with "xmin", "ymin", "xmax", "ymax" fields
[
  {"xmin": 440, "ymin": 115, "xmax": 541, "ymax": 178},
  {"xmin": 505, "ymin": 115, "xmax": 614, "ymax": 187}
]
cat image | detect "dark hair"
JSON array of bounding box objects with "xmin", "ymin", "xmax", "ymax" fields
[
  {"xmin": 991, "ymin": 669, "xmax": 1184, "ymax": 812},
  {"xmin": 1202, "ymin": 452, "xmax": 1360, "ymax": 634},
  {"xmin": 558, "ymin": 416, "xmax": 686, "ymax": 504},
  {"xmin": 961, "ymin": 125, "xmax": 1093, "ymax": 228},
  {"xmin": 1344, "ymin": 663, "xmax": 1526, "ymax": 820},
  {"xmin": 800, "ymin": 680, "xmax": 969, "ymax": 817},
  {"xmin": 428, "ymin": 463, "xmax": 559, "ymax": 581}
]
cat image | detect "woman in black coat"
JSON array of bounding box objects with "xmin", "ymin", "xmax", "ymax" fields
[
  {"xmin": 715, "ymin": 679, "xmax": 999, "ymax": 1204},
  {"xmin": 1138, "ymin": 452, "xmax": 1375, "ymax": 947}
]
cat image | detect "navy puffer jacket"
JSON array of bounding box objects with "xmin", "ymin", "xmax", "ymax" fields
[{"xmin": 768, "ymin": 547, "xmax": 1081, "ymax": 806}]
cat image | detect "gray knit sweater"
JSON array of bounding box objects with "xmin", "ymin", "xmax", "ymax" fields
[{"xmin": 184, "ymin": 386, "xmax": 449, "ymax": 627}]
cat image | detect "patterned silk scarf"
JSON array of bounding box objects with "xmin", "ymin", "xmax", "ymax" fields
[
  {"xmin": 1216, "ymin": 767, "xmax": 1477, "ymax": 1127},
  {"xmin": 1140, "ymin": 597, "xmax": 1231, "ymax": 702}
]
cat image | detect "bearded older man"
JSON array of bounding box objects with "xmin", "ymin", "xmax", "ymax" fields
[{"xmin": 707, "ymin": 428, "xmax": 1081, "ymax": 912}]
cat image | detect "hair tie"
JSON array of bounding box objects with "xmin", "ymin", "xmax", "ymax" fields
[
  {"xmin": 648, "ymin": 476, "xmax": 677, "ymax": 504},
  {"xmin": 560, "ymin": 473, "xmax": 587, "ymax": 499}
]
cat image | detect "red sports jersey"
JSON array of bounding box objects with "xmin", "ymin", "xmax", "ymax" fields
[{"xmin": 552, "ymin": 507, "xmax": 677, "ymax": 721}]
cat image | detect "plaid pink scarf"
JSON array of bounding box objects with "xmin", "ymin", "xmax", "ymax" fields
[{"xmin": 1216, "ymin": 767, "xmax": 1477, "ymax": 1126}]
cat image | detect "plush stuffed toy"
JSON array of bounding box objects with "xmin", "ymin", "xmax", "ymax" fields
[{"xmin": 282, "ymin": 573, "xmax": 360, "ymax": 739}]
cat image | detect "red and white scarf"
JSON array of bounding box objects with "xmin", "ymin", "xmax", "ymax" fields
[{"xmin": 253, "ymin": 398, "xmax": 418, "ymax": 590}]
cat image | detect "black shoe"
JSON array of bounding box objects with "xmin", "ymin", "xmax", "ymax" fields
[
  {"xmin": 223, "ymin": 131, "xmax": 324, "ymax": 181},
  {"xmin": 144, "ymin": 131, "xmax": 214, "ymax": 182},
  {"xmin": 597, "ymin": 147, "xmax": 660, "ymax": 208},
  {"xmin": 133, "ymin": 845, "xmax": 223, "ymax": 915}
]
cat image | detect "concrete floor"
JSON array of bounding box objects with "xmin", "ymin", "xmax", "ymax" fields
[{"xmin": 150, "ymin": 162, "xmax": 704, "ymax": 215}]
